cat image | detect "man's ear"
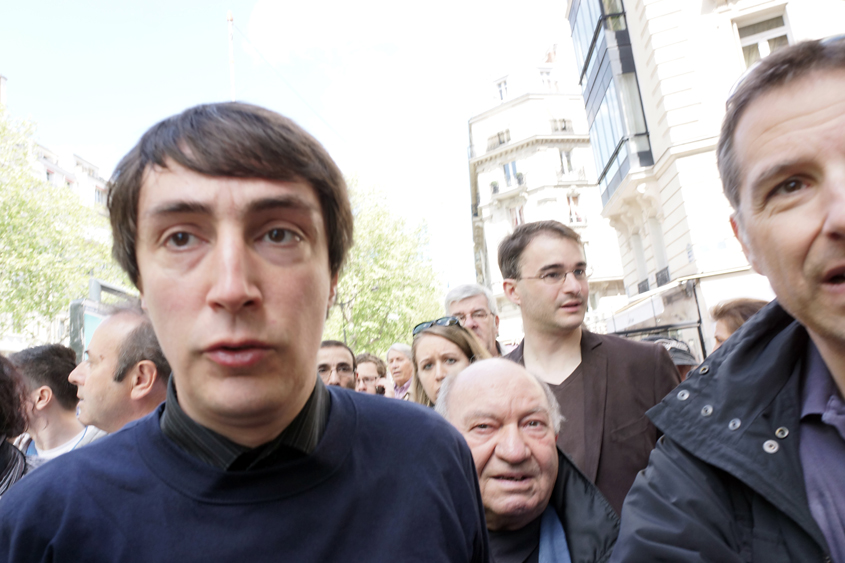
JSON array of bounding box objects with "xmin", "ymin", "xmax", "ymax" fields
[
  {"xmin": 502, "ymin": 280, "xmax": 521, "ymax": 306},
  {"xmin": 328, "ymin": 273, "xmax": 339, "ymax": 309},
  {"xmin": 731, "ymin": 213, "xmax": 761, "ymax": 274},
  {"xmin": 129, "ymin": 361, "xmax": 158, "ymax": 400},
  {"xmin": 32, "ymin": 386, "xmax": 53, "ymax": 411}
]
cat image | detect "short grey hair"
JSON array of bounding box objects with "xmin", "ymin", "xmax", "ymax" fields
[
  {"xmin": 444, "ymin": 283, "xmax": 498, "ymax": 316},
  {"xmin": 435, "ymin": 360, "xmax": 563, "ymax": 434},
  {"xmin": 386, "ymin": 343, "xmax": 412, "ymax": 362}
]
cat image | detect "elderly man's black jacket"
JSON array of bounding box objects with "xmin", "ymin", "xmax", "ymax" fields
[
  {"xmin": 611, "ymin": 302, "xmax": 832, "ymax": 562},
  {"xmin": 552, "ymin": 447, "xmax": 619, "ymax": 562}
]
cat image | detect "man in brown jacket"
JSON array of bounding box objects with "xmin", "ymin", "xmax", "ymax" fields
[{"xmin": 500, "ymin": 221, "xmax": 680, "ymax": 514}]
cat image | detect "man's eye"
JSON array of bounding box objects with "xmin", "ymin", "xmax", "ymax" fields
[
  {"xmin": 264, "ymin": 228, "xmax": 301, "ymax": 244},
  {"xmin": 573, "ymin": 269, "xmax": 586, "ymax": 278},
  {"xmin": 772, "ymin": 178, "xmax": 807, "ymax": 197},
  {"xmin": 543, "ymin": 272, "xmax": 563, "ymax": 281},
  {"xmin": 317, "ymin": 366, "xmax": 330, "ymax": 374},
  {"xmin": 167, "ymin": 232, "xmax": 194, "ymax": 247}
]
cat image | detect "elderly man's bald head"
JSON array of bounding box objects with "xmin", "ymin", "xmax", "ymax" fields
[
  {"xmin": 436, "ymin": 358, "xmax": 563, "ymax": 531},
  {"xmin": 436, "ymin": 359, "xmax": 562, "ymax": 433}
]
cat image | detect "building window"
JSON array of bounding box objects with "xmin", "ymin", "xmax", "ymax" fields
[
  {"xmin": 571, "ymin": 0, "xmax": 627, "ymax": 81},
  {"xmin": 566, "ymin": 195, "xmax": 583, "ymax": 224},
  {"xmin": 540, "ymin": 70, "xmax": 553, "ymax": 90},
  {"xmin": 560, "ymin": 149, "xmax": 574, "ymax": 174},
  {"xmin": 95, "ymin": 189, "xmax": 108, "ymax": 206},
  {"xmin": 503, "ymin": 161, "xmax": 518, "ymax": 187},
  {"xmin": 739, "ymin": 16, "xmax": 790, "ymax": 68},
  {"xmin": 486, "ymin": 129, "xmax": 511, "ymax": 151},
  {"xmin": 45, "ymin": 171, "xmax": 53, "ymax": 183},
  {"xmin": 589, "ymin": 80, "xmax": 628, "ymax": 191},
  {"xmin": 497, "ymin": 80, "xmax": 508, "ymax": 101},
  {"xmin": 656, "ymin": 266, "xmax": 670, "ymax": 287},
  {"xmin": 509, "ymin": 206, "xmax": 525, "ymax": 228},
  {"xmin": 551, "ymin": 119, "xmax": 571, "ymax": 132}
]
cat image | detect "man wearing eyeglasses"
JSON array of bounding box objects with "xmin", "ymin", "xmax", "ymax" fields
[
  {"xmin": 445, "ymin": 284, "xmax": 503, "ymax": 357},
  {"xmin": 317, "ymin": 340, "xmax": 356, "ymax": 390},
  {"xmin": 499, "ymin": 220, "xmax": 679, "ymax": 515}
]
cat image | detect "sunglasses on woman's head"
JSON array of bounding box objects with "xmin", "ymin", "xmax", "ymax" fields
[{"xmin": 412, "ymin": 316, "xmax": 461, "ymax": 336}]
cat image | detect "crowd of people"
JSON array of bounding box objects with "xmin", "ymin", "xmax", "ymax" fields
[{"xmin": 0, "ymin": 38, "xmax": 843, "ymax": 562}]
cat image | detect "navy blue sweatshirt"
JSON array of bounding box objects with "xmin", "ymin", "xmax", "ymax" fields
[{"xmin": 0, "ymin": 388, "xmax": 489, "ymax": 562}]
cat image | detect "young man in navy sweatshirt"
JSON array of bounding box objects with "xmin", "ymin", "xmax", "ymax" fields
[{"xmin": 0, "ymin": 103, "xmax": 489, "ymax": 563}]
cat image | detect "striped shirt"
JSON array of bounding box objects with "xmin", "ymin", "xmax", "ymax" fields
[{"xmin": 160, "ymin": 376, "xmax": 330, "ymax": 471}]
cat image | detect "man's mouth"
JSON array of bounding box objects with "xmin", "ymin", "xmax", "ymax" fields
[
  {"xmin": 204, "ymin": 341, "xmax": 271, "ymax": 368},
  {"xmin": 823, "ymin": 266, "xmax": 845, "ymax": 284}
]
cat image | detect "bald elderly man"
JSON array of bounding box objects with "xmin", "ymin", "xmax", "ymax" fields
[{"xmin": 437, "ymin": 359, "xmax": 619, "ymax": 563}]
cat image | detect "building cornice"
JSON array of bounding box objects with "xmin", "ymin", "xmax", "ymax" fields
[
  {"xmin": 470, "ymin": 134, "xmax": 590, "ymax": 168},
  {"xmin": 468, "ymin": 92, "xmax": 584, "ymax": 124}
]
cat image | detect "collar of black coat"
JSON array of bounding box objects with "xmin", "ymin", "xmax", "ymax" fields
[
  {"xmin": 548, "ymin": 447, "xmax": 619, "ymax": 561},
  {"xmin": 647, "ymin": 299, "xmax": 826, "ymax": 547}
]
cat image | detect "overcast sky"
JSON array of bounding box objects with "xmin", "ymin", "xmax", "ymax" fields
[{"xmin": 0, "ymin": 0, "xmax": 574, "ymax": 288}]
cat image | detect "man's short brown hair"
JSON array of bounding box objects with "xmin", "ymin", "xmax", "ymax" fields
[
  {"xmin": 355, "ymin": 353, "xmax": 386, "ymax": 378},
  {"xmin": 108, "ymin": 102, "xmax": 354, "ymax": 288},
  {"xmin": 497, "ymin": 220, "xmax": 583, "ymax": 280},
  {"xmin": 717, "ymin": 38, "xmax": 845, "ymax": 210}
]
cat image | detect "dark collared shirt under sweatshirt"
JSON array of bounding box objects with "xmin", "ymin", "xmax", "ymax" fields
[{"xmin": 160, "ymin": 375, "xmax": 330, "ymax": 471}]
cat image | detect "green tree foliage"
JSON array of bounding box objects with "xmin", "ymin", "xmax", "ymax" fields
[
  {"xmin": 323, "ymin": 182, "xmax": 443, "ymax": 357},
  {"xmin": 0, "ymin": 109, "xmax": 128, "ymax": 336}
]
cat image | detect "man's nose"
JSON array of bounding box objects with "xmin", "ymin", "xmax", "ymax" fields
[
  {"xmin": 206, "ymin": 231, "xmax": 262, "ymax": 312},
  {"xmin": 494, "ymin": 425, "xmax": 531, "ymax": 464},
  {"xmin": 68, "ymin": 363, "xmax": 87, "ymax": 386},
  {"xmin": 327, "ymin": 367, "xmax": 341, "ymax": 386},
  {"xmin": 822, "ymin": 174, "xmax": 845, "ymax": 238}
]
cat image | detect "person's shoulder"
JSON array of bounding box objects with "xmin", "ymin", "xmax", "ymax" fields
[{"xmin": 331, "ymin": 388, "xmax": 469, "ymax": 452}]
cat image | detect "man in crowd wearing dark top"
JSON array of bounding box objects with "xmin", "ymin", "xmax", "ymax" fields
[
  {"xmin": 612, "ymin": 38, "xmax": 845, "ymax": 562},
  {"xmin": 499, "ymin": 221, "xmax": 679, "ymax": 514},
  {"xmin": 10, "ymin": 345, "xmax": 106, "ymax": 464},
  {"xmin": 437, "ymin": 359, "xmax": 618, "ymax": 563},
  {"xmin": 0, "ymin": 102, "xmax": 488, "ymax": 562},
  {"xmin": 68, "ymin": 305, "xmax": 170, "ymax": 433},
  {"xmin": 316, "ymin": 340, "xmax": 356, "ymax": 390}
]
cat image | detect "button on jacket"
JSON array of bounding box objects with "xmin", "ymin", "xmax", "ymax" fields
[{"xmin": 612, "ymin": 302, "xmax": 832, "ymax": 563}]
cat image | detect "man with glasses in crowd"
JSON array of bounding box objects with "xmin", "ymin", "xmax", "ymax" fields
[
  {"xmin": 499, "ymin": 220, "xmax": 679, "ymax": 514},
  {"xmin": 317, "ymin": 340, "xmax": 356, "ymax": 390},
  {"xmin": 445, "ymin": 284, "xmax": 504, "ymax": 357}
]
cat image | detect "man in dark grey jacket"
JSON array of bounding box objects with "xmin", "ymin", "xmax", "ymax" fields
[{"xmin": 612, "ymin": 38, "xmax": 845, "ymax": 562}]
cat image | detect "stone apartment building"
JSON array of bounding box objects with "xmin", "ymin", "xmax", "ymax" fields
[{"xmin": 564, "ymin": 0, "xmax": 845, "ymax": 356}]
